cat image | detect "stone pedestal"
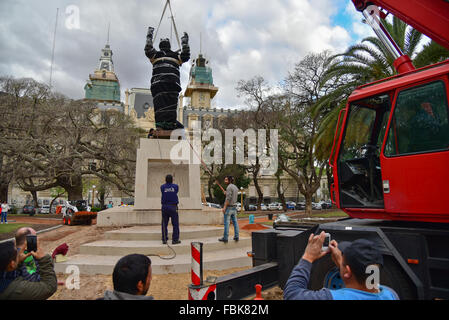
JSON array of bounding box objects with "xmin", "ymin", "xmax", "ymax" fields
[
  {"xmin": 97, "ymin": 206, "xmax": 223, "ymax": 227},
  {"xmin": 134, "ymin": 138, "xmax": 202, "ymax": 210},
  {"xmin": 97, "ymin": 138, "xmax": 222, "ymax": 227}
]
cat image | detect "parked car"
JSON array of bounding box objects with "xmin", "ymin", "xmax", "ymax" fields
[
  {"xmin": 23, "ymin": 205, "xmax": 38, "ymax": 216},
  {"xmin": 235, "ymin": 203, "xmax": 242, "ymax": 211},
  {"xmin": 319, "ymin": 200, "xmax": 332, "ymax": 209},
  {"xmin": 268, "ymin": 203, "xmax": 282, "ymax": 211},
  {"xmin": 205, "ymin": 202, "xmax": 221, "ymax": 209},
  {"xmin": 312, "ymin": 202, "xmax": 322, "ymax": 210},
  {"xmin": 246, "ymin": 204, "xmax": 257, "ymax": 211},
  {"xmin": 295, "ymin": 202, "xmax": 305, "ymax": 210},
  {"xmin": 286, "ymin": 201, "xmax": 296, "ymax": 210},
  {"xmin": 260, "ymin": 203, "xmax": 268, "ymax": 211},
  {"xmin": 40, "ymin": 205, "xmax": 51, "ymax": 214}
]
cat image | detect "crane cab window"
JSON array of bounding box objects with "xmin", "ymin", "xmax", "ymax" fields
[
  {"xmin": 338, "ymin": 94, "xmax": 391, "ymax": 208},
  {"xmin": 385, "ymin": 81, "xmax": 449, "ymax": 156}
]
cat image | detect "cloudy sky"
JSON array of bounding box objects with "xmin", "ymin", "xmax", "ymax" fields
[{"xmin": 0, "ymin": 0, "xmax": 372, "ymax": 109}]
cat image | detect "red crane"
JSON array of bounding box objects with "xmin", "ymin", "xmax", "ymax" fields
[
  {"xmin": 205, "ymin": 1, "xmax": 449, "ymax": 301},
  {"xmin": 329, "ymin": 0, "xmax": 449, "ymax": 223}
]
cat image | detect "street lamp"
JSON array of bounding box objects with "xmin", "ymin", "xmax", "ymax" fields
[
  {"xmin": 240, "ymin": 187, "xmax": 244, "ymax": 213},
  {"xmin": 91, "ymin": 185, "xmax": 96, "ymax": 209}
]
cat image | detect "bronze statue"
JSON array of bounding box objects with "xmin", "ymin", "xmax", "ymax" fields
[{"xmin": 145, "ymin": 26, "xmax": 190, "ymax": 130}]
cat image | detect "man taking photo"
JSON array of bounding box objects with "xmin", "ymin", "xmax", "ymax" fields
[
  {"xmin": 0, "ymin": 239, "xmax": 57, "ymax": 300},
  {"xmin": 283, "ymin": 231, "xmax": 398, "ymax": 300}
]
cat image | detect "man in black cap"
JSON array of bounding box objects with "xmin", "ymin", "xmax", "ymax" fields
[{"xmin": 283, "ymin": 231, "xmax": 399, "ymax": 300}]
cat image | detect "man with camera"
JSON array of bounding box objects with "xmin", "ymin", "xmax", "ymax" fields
[
  {"xmin": 0, "ymin": 237, "xmax": 57, "ymax": 300},
  {"xmin": 15, "ymin": 227, "xmax": 40, "ymax": 282},
  {"xmin": 283, "ymin": 231, "xmax": 398, "ymax": 300}
]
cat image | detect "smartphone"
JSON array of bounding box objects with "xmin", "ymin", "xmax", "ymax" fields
[
  {"xmin": 26, "ymin": 235, "xmax": 37, "ymax": 252},
  {"xmin": 322, "ymin": 233, "xmax": 331, "ymax": 252}
]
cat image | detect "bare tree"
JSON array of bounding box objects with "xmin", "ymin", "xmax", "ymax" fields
[
  {"xmin": 0, "ymin": 76, "xmax": 141, "ymax": 201},
  {"xmin": 234, "ymin": 76, "xmax": 275, "ymax": 209},
  {"xmin": 278, "ymin": 51, "xmax": 339, "ymax": 214}
]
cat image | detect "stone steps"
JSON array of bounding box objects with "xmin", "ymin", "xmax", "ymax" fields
[
  {"xmin": 105, "ymin": 225, "xmax": 224, "ymax": 241},
  {"xmin": 55, "ymin": 225, "xmax": 252, "ymax": 275}
]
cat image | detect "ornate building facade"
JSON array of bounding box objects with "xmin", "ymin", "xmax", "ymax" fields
[{"xmin": 84, "ymin": 43, "xmax": 123, "ymax": 111}]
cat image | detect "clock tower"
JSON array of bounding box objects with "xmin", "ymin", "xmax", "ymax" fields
[
  {"xmin": 84, "ymin": 42, "xmax": 121, "ymax": 105},
  {"xmin": 183, "ymin": 53, "xmax": 218, "ymax": 109}
]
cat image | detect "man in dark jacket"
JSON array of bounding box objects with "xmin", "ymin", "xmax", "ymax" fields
[
  {"xmin": 0, "ymin": 240, "xmax": 57, "ymax": 300},
  {"xmin": 160, "ymin": 174, "xmax": 180, "ymax": 244},
  {"xmin": 15, "ymin": 227, "xmax": 40, "ymax": 282},
  {"xmin": 102, "ymin": 254, "xmax": 154, "ymax": 300}
]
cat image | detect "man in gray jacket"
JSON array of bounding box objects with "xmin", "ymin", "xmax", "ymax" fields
[
  {"xmin": 0, "ymin": 240, "xmax": 57, "ymax": 300},
  {"xmin": 218, "ymin": 176, "xmax": 240, "ymax": 243}
]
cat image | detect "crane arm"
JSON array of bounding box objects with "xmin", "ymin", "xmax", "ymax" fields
[{"xmin": 352, "ymin": 0, "xmax": 449, "ymax": 51}]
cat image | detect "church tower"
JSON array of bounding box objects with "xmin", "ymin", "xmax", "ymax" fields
[
  {"xmin": 183, "ymin": 53, "xmax": 218, "ymax": 109},
  {"xmin": 84, "ymin": 42, "xmax": 121, "ymax": 108}
]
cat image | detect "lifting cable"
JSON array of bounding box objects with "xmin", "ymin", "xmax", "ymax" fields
[{"xmin": 153, "ymin": 0, "xmax": 182, "ymax": 51}]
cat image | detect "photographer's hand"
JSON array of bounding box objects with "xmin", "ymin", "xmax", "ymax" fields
[
  {"xmin": 17, "ymin": 246, "xmax": 32, "ymax": 264},
  {"xmin": 30, "ymin": 239, "xmax": 46, "ymax": 260},
  {"xmin": 329, "ymin": 240, "xmax": 343, "ymax": 268},
  {"xmin": 302, "ymin": 231, "xmax": 328, "ymax": 263}
]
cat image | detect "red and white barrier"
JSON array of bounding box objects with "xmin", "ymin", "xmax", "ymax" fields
[
  {"xmin": 188, "ymin": 241, "xmax": 216, "ymax": 300},
  {"xmin": 191, "ymin": 242, "xmax": 203, "ymax": 286}
]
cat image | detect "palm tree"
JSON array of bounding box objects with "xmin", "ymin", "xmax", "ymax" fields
[{"xmin": 325, "ymin": 16, "xmax": 449, "ymax": 83}]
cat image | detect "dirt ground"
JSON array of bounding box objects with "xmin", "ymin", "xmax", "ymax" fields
[{"xmin": 3, "ymin": 216, "xmax": 284, "ymax": 300}]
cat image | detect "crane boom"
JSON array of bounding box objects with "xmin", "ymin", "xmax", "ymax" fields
[{"xmin": 352, "ymin": 0, "xmax": 449, "ymax": 50}]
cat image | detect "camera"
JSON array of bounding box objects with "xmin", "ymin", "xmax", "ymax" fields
[
  {"xmin": 26, "ymin": 235, "xmax": 37, "ymax": 252},
  {"xmin": 322, "ymin": 233, "xmax": 331, "ymax": 252}
]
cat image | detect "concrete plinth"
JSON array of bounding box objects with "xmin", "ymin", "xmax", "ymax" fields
[
  {"xmin": 97, "ymin": 206, "xmax": 223, "ymax": 227},
  {"xmin": 134, "ymin": 138, "xmax": 202, "ymax": 210},
  {"xmin": 97, "ymin": 137, "xmax": 221, "ymax": 227}
]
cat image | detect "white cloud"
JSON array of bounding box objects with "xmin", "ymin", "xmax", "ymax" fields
[{"xmin": 0, "ymin": 0, "xmax": 364, "ymax": 109}]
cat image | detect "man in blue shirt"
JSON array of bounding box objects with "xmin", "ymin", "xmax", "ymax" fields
[
  {"xmin": 284, "ymin": 232, "xmax": 399, "ymax": 300},
  {"xmin": 160, "ymin": 174, "xmax": 180, "ymax": 245}
]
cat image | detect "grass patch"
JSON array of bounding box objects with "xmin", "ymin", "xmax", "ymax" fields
[
  {"xmin": 0, "ymin": 223, "xmax": 31, "ymax": 234},
  {"xmin": 311, "ymin": 210, "xmax": 348, "ymax": 218},
  {"xmin": 10, "ymin": 214, "xmax": 60, "ymax": 218}
]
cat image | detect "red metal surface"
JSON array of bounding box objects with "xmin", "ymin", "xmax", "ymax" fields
[
  {"xmin": 393, "ymin": 55, "xmax": 415, "ymax": 74},
  {"xmin": 352, "ymin": 0, "xmax": 449, "ymax": 50},
  {"xmin": 331, "ymin": 62, "xmax": 449, "ymax": 222}
]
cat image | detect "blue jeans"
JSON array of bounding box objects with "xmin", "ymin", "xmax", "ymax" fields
[
  {"xmin": 1, "ymin": 211, "xmax": 7, "ymax": 223},
  {"xmin": 223, "ymin": 207, "xmax": 239, "ymax": 241}
]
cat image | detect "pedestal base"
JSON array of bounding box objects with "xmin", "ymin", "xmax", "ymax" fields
[{"xmin": 97, "ymin": 206, "xmax": 223, "ymax": 227}]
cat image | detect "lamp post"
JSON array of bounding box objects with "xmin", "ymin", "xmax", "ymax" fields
[
  {"xmin": 240, "ymin": 187, "xmax": 244, "ymax": 213},
  {"xmin": 91, "ymin": 185, "xmax": 96, "ymax": 209}
]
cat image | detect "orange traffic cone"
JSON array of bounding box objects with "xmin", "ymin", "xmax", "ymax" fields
[{"xmin": 254, "ymin": 284, "xmax": 263, "ymax": 300}]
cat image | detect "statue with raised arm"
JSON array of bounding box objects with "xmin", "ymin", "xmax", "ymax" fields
[{"xmin": 145, "ymin": 26, "xmax": 190, "ymax": 130}]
